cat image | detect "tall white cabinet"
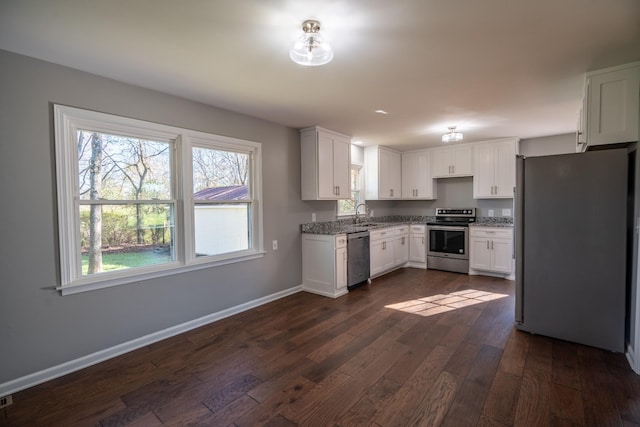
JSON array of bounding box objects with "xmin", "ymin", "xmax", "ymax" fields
[
  {"xmin": 300, "ymin": 126, "xmax": 351, "ymax": 200},
  {"xmin": 473, "ymin": 138, "xmax": 518, "ymax": 199},
  {"xmin": 402, "ymin": 149, "xmax": 436, "ymax": 199},
  {"xmin": 364, "ymin": 146, "xmax": 402, "ymax": 200}
]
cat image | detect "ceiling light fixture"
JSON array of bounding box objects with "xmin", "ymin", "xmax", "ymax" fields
[
  {"xmin": 442, "ymin": 126, "xmax": 463, "ymax": 143},
  {"xmin": 290, "ymin": 20, "xmax": 333, "ymax": 66}
]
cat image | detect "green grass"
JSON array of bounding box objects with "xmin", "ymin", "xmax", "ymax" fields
[{"xmin": 82, "ymin": 250, "xmax": 171, "ymax": 275}]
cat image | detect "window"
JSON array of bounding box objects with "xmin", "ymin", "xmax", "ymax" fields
[
  {"xmin": 54, "ymin": 105, "xmax": 263, "ymax": 294},
  {"xmin": 337, "ymin": 165, "xmax": 362, "ymax": 216}
]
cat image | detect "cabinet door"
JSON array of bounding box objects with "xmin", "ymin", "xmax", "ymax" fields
[
  {"xmin": 587, "ymin": 66, "xmax": 640, "ymax": 146},
  {"xmin": 470, "ymin": 238, "xmax": 492, "ymax": 270},
  {"xmin": 401, "ymin": 153, "xmax": 416, "ymax": 198},
  {"xmin": 494, "ymin": 141, "xmax": 516, "ymax": 197},
  {"xmin": 370, "ymin": 240, "xmax": 385, "ymax": 276},
  {"xmin": 316, "ymin": 132, "xmax": 336, "ymax": 198},
  {"xmin": 394, "ymin": 235, "xmax": 409, "ymax": 265},
  {"xmin": 409, "ymin": 232, "xmax": 426, "ymax": 262},
  {"xmin": 490, "ymin": 239, "xmax": 512, "ymax": 273},
  {"xmin": 382, "ymin": 239, "xmax": 396, "ymax": 270},
  {"xmin": 473, "ymin": 143, "xmax": 495, "ymax": 198},
  {"xmin": 452, "ymin": 145, "xmax": 473, "ymax": 176},
  {"xmin": 389, "ymin": 151, "xmax": 402, "ymax": 198},
  {"xmin": 415, "ymin": 150, "xmax": 434, "ymax": 199},
  {"xmin": 335, "ymin": 246, "xmax": 348, "ymax": 290},
  {"xmin": 333, "ymin": 136, "xmax": 351, "ymax": 199},
  {"xmin": 432, "ymin": 148, "xmax": 453, "ymax": 177},
  {"xmin": 380, "ymin": 149, "xmax": 401, "ymax": 199}
]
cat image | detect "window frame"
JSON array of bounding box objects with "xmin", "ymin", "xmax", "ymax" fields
[
  {"xmin": 54, "ymin": 105, "xmax": 264, "ymax": 295},
  {"xmin": 336, "ymin": 164, "xmax": 363, "ymax": 217}
]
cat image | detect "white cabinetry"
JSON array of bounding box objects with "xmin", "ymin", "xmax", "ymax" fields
[
  {"xmin": 402, "ymin": 150, "xmax": 436, "ymax": 199},
  {"xmin": 364, "ymin": 146, "xmax": 402, "ymax": 200},
  {"xmin": 300, "ymin": 126, "xmax": 351, "ymax": 200},
  {"xmin": 473, "ymin": 138, "xmax": 518, "ymax": 199},
  {"xmin": 302, "ymin": 234, "xmax": 349, "ymax": 298},
  {"xmin": 408, "ymin": 225, "xmax": 426, "ymax": 268},
  {"xmin": 469, "ymin": 227, "xmax": 514, "ymax": 279},
  {"xmin": 581, "ymin": 62, "xmax": 640, "ymax": 149},
  {"xmin": 394, "ymin": 226, "xmax": 409, "ymax": 265},
  {"xmin": 431, "ymin": 145, "xmax": 473, "ymax": 178},
  {"xmin": 370, "ymin": 227, "xmax": 396, "ymax": 277}
]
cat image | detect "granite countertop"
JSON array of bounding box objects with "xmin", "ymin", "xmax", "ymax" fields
[
  {"xmin": 471, "ymin": 217, "xmax": 514, "ymax": 228},
  {"xmin": 301, "ymin": 215, "xmax": 434, "ymax": 235},
  {"xmin": 301, "ymin": 215, "xmax": 514, "ymax": 235}
]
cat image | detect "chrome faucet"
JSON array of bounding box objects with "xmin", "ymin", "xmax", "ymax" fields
[{"xmin": 354, "ymin": 203, "xmax": 370, "ymax": 224}]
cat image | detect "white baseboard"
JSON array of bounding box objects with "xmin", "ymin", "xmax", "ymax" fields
[
  {"xmin": 0, "ymin": 285, "xmax": 303, "ymax": 397},
  {"xmin": 627, "ymin": 343, "xmax": 640, "ymax": 374}
]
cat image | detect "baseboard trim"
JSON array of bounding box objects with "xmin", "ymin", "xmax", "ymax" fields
[
  {"xmin": 0, "ymin": 285, "xmax": 303, "ymax": 397},
  {"xmin": 627, "ymin": 343, "xmax": 639, "ymax": 374}
]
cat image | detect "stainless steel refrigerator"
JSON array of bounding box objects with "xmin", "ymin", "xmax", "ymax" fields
[{"xmin": 515, "ymin": 148, "xmax": 628, "ymax": 352}]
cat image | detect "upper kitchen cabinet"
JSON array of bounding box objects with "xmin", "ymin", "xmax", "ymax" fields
[
  {"xmin": 581, "ymin": 61, "xmax": 640, "ymax": 149},
  {"xmin": 431, "ymin": 144, "xmax": 473, "ymax": 178},
  {"xmin": 401, "ymin": 149, "xmax": 436, "ymax": 199},
  {"xmin": 473, "ymin": 138, "xmax": 519, "ymax": 199},
  {"xmin": 364, "ymin": 146, "xmax": 402, "ymax": 200},
  {"xmin": 300, "ymin": 126, "xmax": 351, "ymax": 200}
]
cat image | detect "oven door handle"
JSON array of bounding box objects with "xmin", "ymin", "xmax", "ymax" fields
[{"xmin": 428, "ymin": 226, "xmax": 467, "ymax": 232}]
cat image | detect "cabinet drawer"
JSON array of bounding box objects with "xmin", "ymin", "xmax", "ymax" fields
[
  {"xmin": 469, "ymin": 227, "xmax": 513, "ymax": 239},
  {"xmin": 394, "ymin": 225, "xmax": 409, "ymax": 236},
  {"xmin": 410, "ymin": 225, "xmax": 425, "ymax": 234},
  {"xmin": 370, "ymin": 228, "xmax": 394, "ymax": 241},
  {"xmin": 335, "ymin": 234, "xmax": 347, "ymax": 249}
]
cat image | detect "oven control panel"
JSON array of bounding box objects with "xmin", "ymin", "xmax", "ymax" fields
[{"xmin": 435, "ymin": 208, "xmax": 475, "ymax": 217}]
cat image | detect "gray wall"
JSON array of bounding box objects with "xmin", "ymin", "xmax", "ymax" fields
[
  {"xmin": 365, "ymin": 177, "xmax": 513, "ymax": 218},
  {"xmin": 0, "ymin": 50, "xmax": 334, "ymax": 385}
]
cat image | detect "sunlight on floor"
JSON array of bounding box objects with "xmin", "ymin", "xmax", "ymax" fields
[{"xmin": 384, "ymin": 288, "xmax": 508, "ymax": 317}]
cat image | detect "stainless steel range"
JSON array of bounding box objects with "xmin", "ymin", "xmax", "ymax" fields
[{"xmin": 427, "ymin": 208, "xmax": 476, "ymax": 274}]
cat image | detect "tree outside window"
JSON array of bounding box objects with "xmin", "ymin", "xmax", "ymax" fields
[{"xmin": 337, "ymin": 166, "xmax": 362, "ymax": 216}]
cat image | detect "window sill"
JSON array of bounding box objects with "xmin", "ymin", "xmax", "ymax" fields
[{"xmin": 57, "ymin": 251, "xmax": 266, "ymax": 296}]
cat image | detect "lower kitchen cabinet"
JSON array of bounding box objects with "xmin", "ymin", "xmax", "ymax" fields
[
  {"xmin": 371, "ymin": 225, "xmax": 413, "ymax": 278},
  {"xmin": 408, "ymin": 225, "xmax": 426, "ymax": 268},
  {"xmin": 370, "ymin": 228, "xmax": 396, "ymax": 277},
  {"xmin": 469, "ymin": 226, "xmax": 514, "ymax": 279},
  {"xmin": 394, "ymin": 226, "xmax": 409, "ymax": 265},
  {"xmin": 302, "ymin": 233, "xmax": 348, "ymax": 298}
]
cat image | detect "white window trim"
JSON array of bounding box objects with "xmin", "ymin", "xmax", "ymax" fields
[
  {"xmin": 54, "ymin": 105, "xmax": 264, "ymax": 295},
  {"xmin": 336, "ymin": 164, "xmax": 363, "ymax": 217}
]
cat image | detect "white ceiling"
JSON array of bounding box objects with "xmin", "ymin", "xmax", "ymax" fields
[{"xmin": 1, "ymin": 0, "xmax": 639, "ymax": 150}]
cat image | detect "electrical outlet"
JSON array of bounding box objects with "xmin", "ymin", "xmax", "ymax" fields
[
  {"xmin": 502, "ymin": 208, "xmax": 512, "ymax": 217},
  {"xmin": 0, "ymin": 395, "xmax": 13, "ymax": 409},
  {"xmin": 272, "ymin": 240, "xmax": 278, "ymax": 251},
  {"xmin": 370, "ymin": 209, "xmax": 375, "ymax": 217},
  {"xmin": 488, "ymin": 209, "xmax": 494, "ymax": 217},
  {"xmin": 311, "ymin": 212, "xmax": 316, "ymax": 222}
]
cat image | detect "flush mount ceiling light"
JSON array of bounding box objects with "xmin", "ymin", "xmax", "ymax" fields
[
  {"xmin": 442, "ymin": 126, "xmax": 463, "ymax": 143},
  {"xmin": 290, "ymin": 19, "xmax": 334, "ymax": 66}
]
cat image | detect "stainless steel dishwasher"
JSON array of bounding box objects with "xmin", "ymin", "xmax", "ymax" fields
[{"xmin": 347, "ymin": 231, "xmax": 370, "ymax": 290}]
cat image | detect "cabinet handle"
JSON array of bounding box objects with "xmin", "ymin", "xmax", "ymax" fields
[
  {"xmin": 452, "ymin": 165, "xmax": 455, "ymax": 174},
  {"xmin": 383, "ymin": 242, "xmax": 386, "ymax": 250},
  {"xmin": 402, "ymin": 237, "xmax": 405, "ymax": 245},
  {"xmin": 422, "ymin": 236, "xmax": 425, "ymax": 245},
  {"xmin": 491, "ymin": 241, "xmax": 494, "ymax": 250},
  {"xmin": 486, "ymin": 240, "xmax": 489, "ymax": 249}
]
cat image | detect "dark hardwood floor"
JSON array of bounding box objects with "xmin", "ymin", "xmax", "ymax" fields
[{"xmin": 2, "ymin": 268, "xmax": 640, "ymax": 426}]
